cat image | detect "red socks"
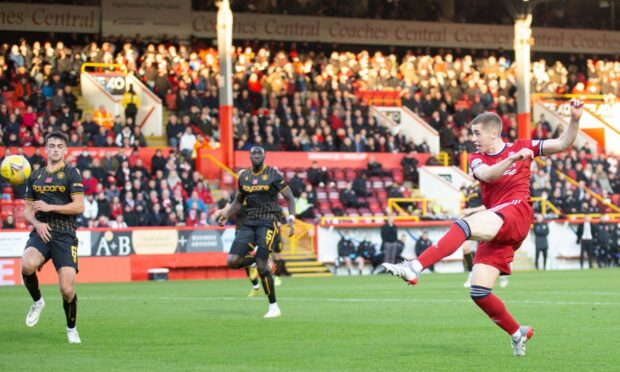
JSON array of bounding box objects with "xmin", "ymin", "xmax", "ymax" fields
[
  {"xmin": 417, "ymin": 221, "xmax": 470, "ymax": 270},
  {"xmin": 471, "ymin": 285, "xmax": 520, "ymax": 335}
]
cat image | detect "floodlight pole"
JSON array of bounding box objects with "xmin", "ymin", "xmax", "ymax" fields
[
  {"xmin": 514, "ymin": 14, "xmax": 533, "ymax": 139},
  {"xmin": 217, "ymin": 0, "xmax": 234, "ymax": 167}
]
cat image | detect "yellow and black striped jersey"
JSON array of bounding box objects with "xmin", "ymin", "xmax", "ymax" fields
[
  {"xmin": 25, "ymin": 163, "xmax": 84, "ymax": 232},
  {"xmin": 237, "ymin": 166, "xmax": 288, "ymax": 221}
]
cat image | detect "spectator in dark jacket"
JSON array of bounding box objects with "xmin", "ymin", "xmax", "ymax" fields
[
  {"xmin": 576, "ymin": 214, "xmax": 596, "ymax": 269},
  {"xmin": 2, "ymin": 214, "xmax": 16, "ymax": 229},
  {"xmin": 337, "ymin": 231, "xmax": 357, "ymax": 275},
  {"xmin": 532, "ymin": 214, "xmax": 549, "ymax": 270},
  {"xmin": 355, "ymin": 237, "xmax": 380, "ymax": 274},
  {"xmin": 289, "ymin": 172, "xmax": 305, "ymax": 198},
  {"xmin": 595, "ymin": 214, "xmax": 612, "ymax": 268},
  {"xmin": 415, "ymin": 230, "xmax": 434, "ymax": 272},
  {"xmin": 352, "ymin": 172, "xmax": 372, "ymax": 197},
  {"xmin": 381, "ymin": 215, "xmax": 399, "ymax": 264},
  {"xmin": 340, "ymin": 183, "xmax": 368, "ymax": 208},
  {"xmin": 307, "ymin": 161, "xmax": 331, "ymax": 187}
]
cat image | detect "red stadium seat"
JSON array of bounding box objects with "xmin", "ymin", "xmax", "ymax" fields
[
  {"xmin": 2, "ymin": 91, "xmax": 14, "ymax": 102},
  {"xmin": 166, "ymin": 93, "xmax": 177, "ymax": 110},
  {"xmin": 344, "ymin": 169, "xmax": 357, "ymax": 180},
  {"xmin": 13, "ymin": 205, "xmax": 25, "ymax": 218},
  {"xmin": 393, "ymin": 171, "xmax": 404, "ymax": 184},
  {"xmin": 332, "ymin": 170, "xmax": 345, "ymax": 181}
]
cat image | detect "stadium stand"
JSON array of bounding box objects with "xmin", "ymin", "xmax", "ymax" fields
[{"xmin": 1, "ymin": 35, "xmax": 620, "ymax": 229}]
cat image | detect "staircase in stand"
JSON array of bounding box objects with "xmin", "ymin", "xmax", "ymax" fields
[{"xmin": 282, "ymin": 253, "xmax": 332, "ymax": 278}]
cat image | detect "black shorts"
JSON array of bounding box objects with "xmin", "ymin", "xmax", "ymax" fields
[
  {"xmin": 230, "ymin": 219, "xmax": 279, "ymax": 260},
  {"xmin": 26, "ymin": 230, "xmax": 79, "ymax": 272}
]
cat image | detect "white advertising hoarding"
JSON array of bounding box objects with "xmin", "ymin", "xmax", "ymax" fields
[{"xmin": 191, "ymin": 12, "xmax": 620, "ymax": 55}]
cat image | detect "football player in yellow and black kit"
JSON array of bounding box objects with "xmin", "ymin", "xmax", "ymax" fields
[
  {"xmin": 226, "ymin": 190, "xmax": 286, "ymax": 297},
  {"xmin": 21, "ymin": 132, "xmax": 85, "ymax": 344},
  {"xmin": 214, "ymin": 146, "xmax": 295, "ymax": 318}
]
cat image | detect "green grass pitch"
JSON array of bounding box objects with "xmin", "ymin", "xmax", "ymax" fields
[{"xmin": 1, "ymin": 269, "xmax": 619, "ymax": 371}]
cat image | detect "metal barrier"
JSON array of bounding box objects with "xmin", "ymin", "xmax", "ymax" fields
[
  {"xmin": 80, "ymin": 62, "xmax": 126, "ymax": 74},
  {"xmin": 388, "ymin": 196, "xmax": 563, "ymax": 217},
  {"xmin": 388, "ymin": 197, "xmax": 462, "ymax": 217},
  {"xmin": 437, "ymin": 151, "xmax": 450, "ymax": 166},
  {"xmin": 320, "ymin": 215, "xmax": 420, "ymax": 225},
  {"xmin": 280, "ymin": 218, "xmax": 315, "ymax": 256}
]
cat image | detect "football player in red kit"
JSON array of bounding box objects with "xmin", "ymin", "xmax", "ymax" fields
[{"xmin": 383, "ymin": 100, "xmax": 584, "ymax": 356}]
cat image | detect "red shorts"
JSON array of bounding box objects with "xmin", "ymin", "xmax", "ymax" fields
[{"xmin": 473, "ymin": 200, "xmax": 533, "ymax": 275}]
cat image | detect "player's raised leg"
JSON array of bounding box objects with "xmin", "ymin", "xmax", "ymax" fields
[
  {"xmin": 21, "ymin": 246, "xmax": 47, "ymax": 327},
  {"xmin": 470, "ymin": 263, "xmax": 533, "ymax": 356},
  {"xmin": 383, "ymin": 210, "xmax": 503, "ymax": 284},
  {"xmin": 227, "ymin": 228, "xmax": 257, "ymax": 270}
]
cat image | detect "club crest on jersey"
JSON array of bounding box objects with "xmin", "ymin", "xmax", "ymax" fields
[
  {"xmin": 262, "ymin": 174, "xmax": 268, "ymax": 181},
  {"xmin": 58, "ymin": 172, "xmax": 64, "ymax": 179}
]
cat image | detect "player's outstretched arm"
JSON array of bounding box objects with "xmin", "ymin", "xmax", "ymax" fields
[
  {"xmin": 280, "ymin": 187, "xmax": 296, "ymax": 237},
  {"xmin": 473, "ymin": 148, "xmax": 533, "ymax": 182},
  {"xmin": 214, "ymin": 193, "xmax": 244, "ymax": 225},
  {"xmin": 541, "ymin": 99, "xmax": 583, "ymax": 156}
]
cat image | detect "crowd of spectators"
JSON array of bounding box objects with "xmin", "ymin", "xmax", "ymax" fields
[
  {"xmin": 0, "ymin": 39, "xmax": 148, "ymax": 150},
  {"xmin": 529, "ymin": 148, "xmax": 620, "ymax": 217},
  {"xmin": 0, "ymin": 146, "xmax": 219, "ymax": 229},
  {"xmin": 2, "ymin": 36, "xmax": 620, "ymax": 160},
  {"xmin": 2, "ymin": 36, "xmax": 620, "ymax": 230}
]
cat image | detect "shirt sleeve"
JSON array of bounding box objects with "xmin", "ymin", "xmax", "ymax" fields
[
  {"xmin": 272, "ymin": 168, "xmax": 289, "ymax": 193},
  {"xmin": 24, "ymin": 169, "xmax": 35, "ymax": 201},
  {"xmin": 68, "ymin": 167, "xmax": 84, "ymax": 196},
  {"xmin": 469, "ymin": 153, "xmax": 485, "ymax": 172},
  {"xmin": 516, "ymin": 139, "xmax": 545, "ymax": 157}
]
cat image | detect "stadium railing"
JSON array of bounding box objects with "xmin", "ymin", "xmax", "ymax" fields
[
  {"xmin": 320, "ymin": 215, "xmax": 420, "ymax": 225},
  {"xmin": 388, "ymin": 196, "xmax": 563, "ymax": 218},
  {"xmin": 280, "ymin": 219, "xmax": 315, "ymax": 257}
]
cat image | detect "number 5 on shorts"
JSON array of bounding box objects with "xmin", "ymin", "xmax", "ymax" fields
[{"xmin": 71, "ymin": 246, "xmax": 77, "ymax": 263}]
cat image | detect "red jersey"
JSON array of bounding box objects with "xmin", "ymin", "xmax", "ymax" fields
[{"xmin": 469, "ymin": 139, "xmax": 544, "ymax": 208}]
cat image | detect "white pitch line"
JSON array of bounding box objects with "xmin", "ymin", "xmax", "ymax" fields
[{"xmin": 78, "ymin": 296, "xmax": 620, "ymax": 306}]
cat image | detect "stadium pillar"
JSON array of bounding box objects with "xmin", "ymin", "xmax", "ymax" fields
[
  {"xmin": 514, "ymin": 15, "xmax": 532, "ymax": 139},
  {"xmin": 217, "ymin": 0, "xmax": 234, "ymax": 168}
]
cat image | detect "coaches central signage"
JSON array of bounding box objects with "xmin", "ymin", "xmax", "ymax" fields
[{"xmin": 0, "ymin": 3, "xmax": 99, "ymax": 33}]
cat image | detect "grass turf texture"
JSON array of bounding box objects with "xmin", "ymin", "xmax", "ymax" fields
[{"xmin": 1, "ymin": 269, "xmax": 619, "ymax": 371}]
